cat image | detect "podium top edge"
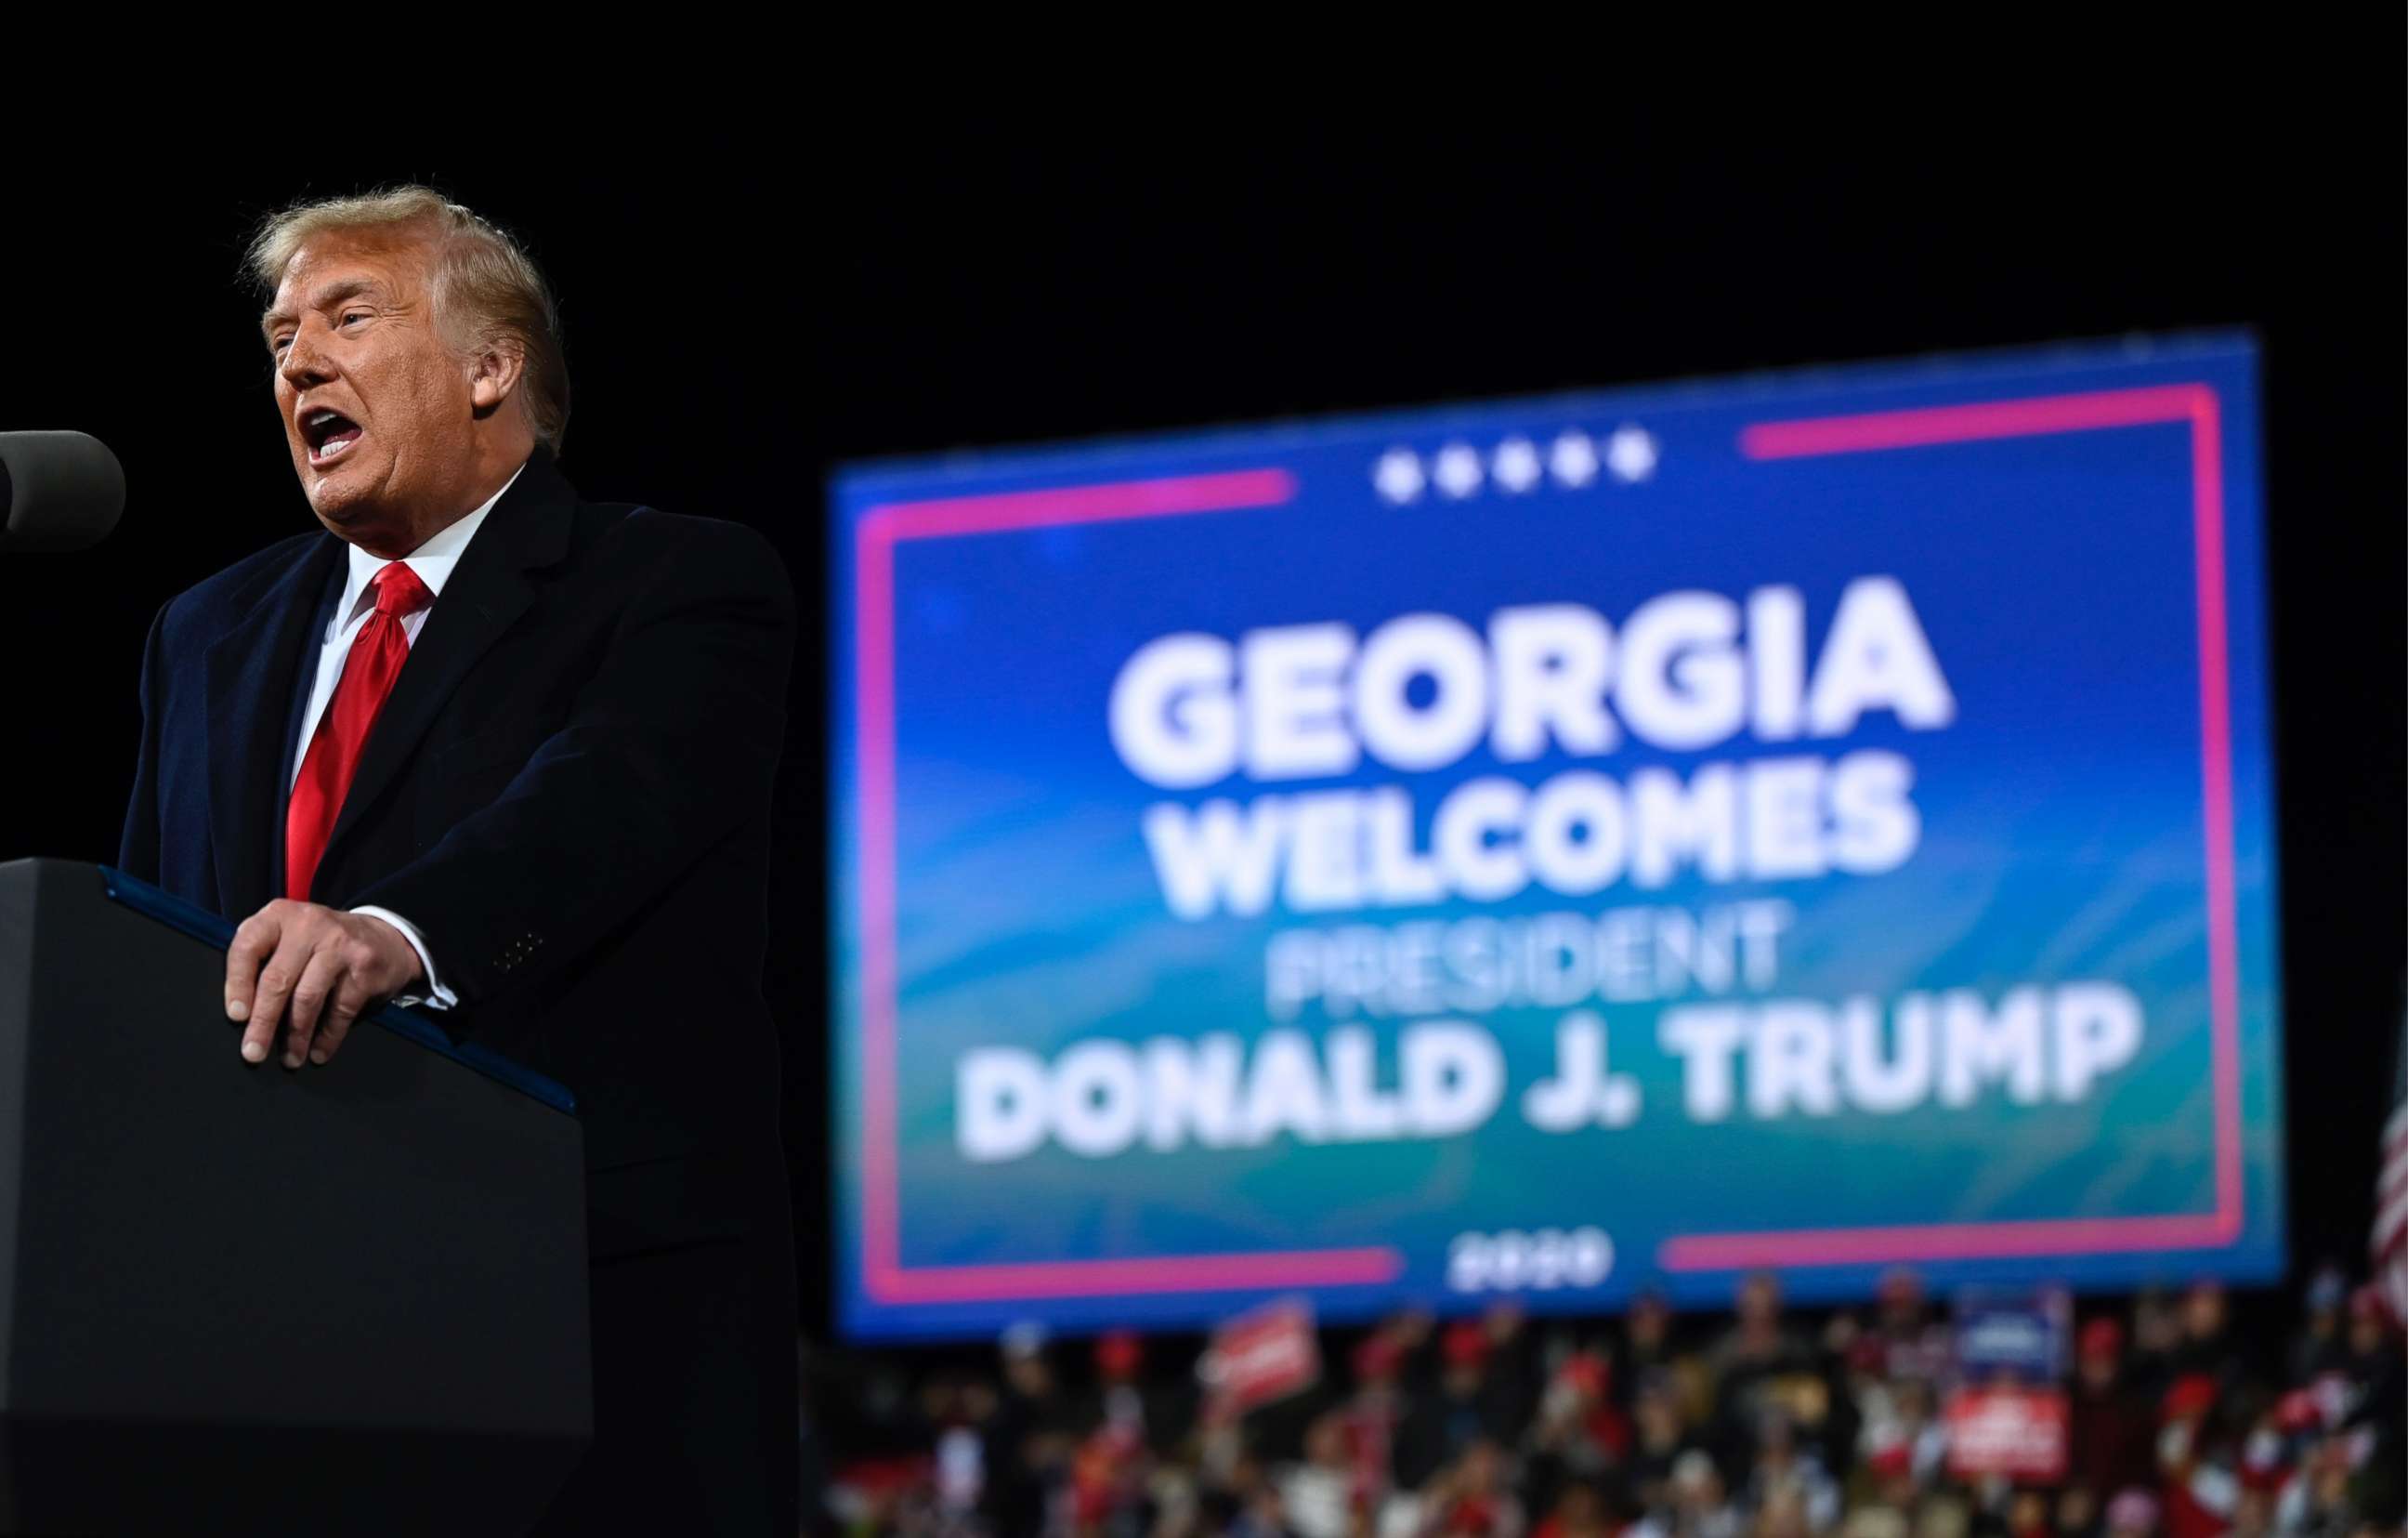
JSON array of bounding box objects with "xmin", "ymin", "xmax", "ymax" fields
[{"xmin": 85, "ymin": 864, "xmax": 579, "ymax": 1118}]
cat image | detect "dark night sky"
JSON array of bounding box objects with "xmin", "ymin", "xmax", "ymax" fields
[{"xmin": 1, "ymin": 75, "xmax": 2399, "ymax": 1337}]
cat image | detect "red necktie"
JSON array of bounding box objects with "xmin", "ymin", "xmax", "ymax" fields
[{"xmin": 285, "ymin": 561, "xmax": 434, "ymax": 900}]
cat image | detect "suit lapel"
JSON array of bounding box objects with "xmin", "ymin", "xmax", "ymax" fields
[
  {"xmin": 316, "ymin": 454, "xmax": 578, "ymax": 893},
  {"xmin": 203, "ymin": 537, "xmax": 345, "ymax": 916}
]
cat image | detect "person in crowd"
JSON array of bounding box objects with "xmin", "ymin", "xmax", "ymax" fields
[
  {"xmin": 2334, "ymin": 1287, "xmax": 2406, "ymax": 1531},
  {"xmin": 1533, "ymin": 1480, "xmax": 1615, "ymax": 1538},
  {"xmin": 1629, "ymin": 1450, "xmax": 1743, "ymax": 1538},
  {"xmin": 2157, "ymin": 1374, "xmax": 2240, "ymax": 1538},
  {"xmin": 2286, "ymin": 1269, "xmax": 2353, "ymax": 1384},
  {"xmin": 1226, "ymin": 1454, "xmax": 1301, "ymax": 1538},
  {"xmin": 1757, "ymin": 1489, "xmax": 1818, "ymax": 1538},
  {"xmin": 1396, "ymin": 1321, "xmax": 1525, "ymax": 1492},
  {"xmin": 1093, "ymin": 1331, "xmax": 1146, "ymax": 1430},
  {"xmin": 1882, "ymin": 1378, "xmax": 1948, "ymax": 1493},
  {"xmin": 1278, "ymin": 1413, "xmax": 1360, "ymax": 1538},
  {"xmin": 1480, "ymin": 1305, "xmax": 1545, "ymax": 1447},
  {"xmin": 1192, "ymin": 1465, "xmax": 1248, "ymax": 1538},
  {"xmin": 1867, "ymin": 1270, "xmax": 1951, "ymax": 1387},
  {"xmin": 2054, "ymin": 1483, "xmax": 2100, "ymax": 1538},
  {"xmin": 985, "ymin": 1324, "xmax": 1078, "ymax": 1535},
  {"xmin": 1850, "ymin": 1436, "xmax": 1921, "ymax": 1534},
  {"xmin": 1715, "ymin": 1276, "xmax": 1812, "ymax": 1391},
  {"xmin": 1616, "ymin": 1290, "xmax": 1684, "ymax": 1412},
  {"xmin": 2228, "ymin": 1484, "xmax": 2274, "ymax": 1538},
  {"xmin": 2235, "ymin": 1388, "xmax": 2306, "ymax": 1527},
  {"xmin": 2270, "ymin": 1437, "xmax": 2356, "ymax": 1538},
  {"xmin": 1800, "ymin": 1318, "xmax": 1863, "ymax": 1480},
  {"xmin": 2101, "ymin": 1489, "xmax": 2159, "ymax": 1538},
  {"xmin": 1915, "ymin": 1493, "xmax": 1974, "ymax": 1538},
  {"xmin": 921, "ymin": 1374, "xmax": 998, "ymax": 1537},
  {"xmin": 1740, "ymin": 1407, "xmax": 1841, "ymax": 1535},
  {"xmin": 1711, "ymin": 1274, "xmax": 1818, "ymax": 1471},
  {"xmin": 1066, "ymin": 1410, "xmax": 1151, "ymax": 1535},
  {"xmin": 1628, "ymin": 1370, "xmax": 1700, "ymax": 1516},
  {"xmin": 1082, "ymin": 1328, "xmax": 1193, "ymax": 1466},
  {"xmin": 2337, "ymin": 1287, "xmax": 2401, "ymax": 1421},
  {"xmin": 2070, "ymin": 1319, "xmax": 2158, "ymax": 1504},
  {"xmin": 1346, "ymin": 1329, "xmax": 1414, "ymax": 1515},
  {"xmin": 2127, "ymin": 1291, "xmax": 2184, "ymax": 1405},
  {"xmin": 1523, "ymin": 1347, "xmax": 1630, "ymax": 1521},
  {"xmin": 1413, "ymin": 1439, "xmax": 1526, "ymax": 1538},
  {"xmin": 1850, "ymin": 1321, "xmax": 1946, "ymax": 1509},
  {"xmin": 2169, "ymin": 1282, "xmax": 2245, "ymax": 1387},
  {"xmin": 1996, "ymin": 1488, "xmax": 2053, "ymax": 1538}
]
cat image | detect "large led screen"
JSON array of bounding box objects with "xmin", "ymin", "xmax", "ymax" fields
[{"xmin": 831, "ymin": 336, "xmax": 2282, "ymax": 1340}]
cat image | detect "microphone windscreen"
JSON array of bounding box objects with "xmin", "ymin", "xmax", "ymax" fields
[{"xmin": 0, "ymin": 431, "xmax": 125, "ymax": 552}]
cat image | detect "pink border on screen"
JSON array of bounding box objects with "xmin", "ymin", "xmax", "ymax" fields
[
  {"xmin": 1662, "ymin": 384, "xmax": 2244, "ymax": 1271},
  {"xmin": 855, "ymin": 468, "xmax": 1407, "ymax": 1303},
  {"xmin": 852, "ymin": 384, "xmax": 2247, "ymax": 1307}
]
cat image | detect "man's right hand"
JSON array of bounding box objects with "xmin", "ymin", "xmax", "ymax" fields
[{"xmin": 224, "ymin": 900, "xmax": 425, "ymax": 1069}]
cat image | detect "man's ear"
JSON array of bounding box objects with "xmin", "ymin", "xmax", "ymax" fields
[{"xmin": 467, "ymin": 341, "xmax": 526, "ymax": 419}]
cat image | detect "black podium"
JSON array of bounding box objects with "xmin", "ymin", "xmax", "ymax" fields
[{"xmin": 0, "ymin": 860, "xmax": 591, "ymax": 1535}]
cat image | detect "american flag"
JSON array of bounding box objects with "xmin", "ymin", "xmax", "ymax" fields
[{"xmin": 2376, "ymin": 987, "xmax": 2408, "ymax": 1324}]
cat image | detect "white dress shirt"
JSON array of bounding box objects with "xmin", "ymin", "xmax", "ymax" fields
[{"xmin": 291, "ymin": 463, "xmax": 525, "ymax": 1009}]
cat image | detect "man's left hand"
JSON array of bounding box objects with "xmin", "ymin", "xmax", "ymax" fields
[{"xmin": 224, "ymin": 900, "xmax": 425, "ymax": 1069}]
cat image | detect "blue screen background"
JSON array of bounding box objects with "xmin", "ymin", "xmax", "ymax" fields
[{"xmin": 830, "ymin": 337, "xmax": 2280, "ymax": 1342}]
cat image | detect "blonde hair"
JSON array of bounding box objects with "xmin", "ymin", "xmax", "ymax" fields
[{"xmin": 247, "ymin": 186, "xmax": 569, "ymax": 454}]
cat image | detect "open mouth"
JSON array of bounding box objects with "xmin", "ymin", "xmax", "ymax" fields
[{"xmin": 301, "ymin": 407, "xmax": 363, "ymax": 467}]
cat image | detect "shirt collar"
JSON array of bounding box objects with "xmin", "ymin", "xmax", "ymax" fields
[{"xmin": 334, "ymin": 461, "xmax": 526, "ymax": 632}]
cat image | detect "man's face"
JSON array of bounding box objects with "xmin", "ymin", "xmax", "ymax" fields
[{"xmin": 264, "ymin": 230, "xmax": 483, "ymax": 547}]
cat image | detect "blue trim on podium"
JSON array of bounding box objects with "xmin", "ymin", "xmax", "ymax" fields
[{"xmin": 98, "ymin": 866, "xmax": 579, "ymax": 1117}]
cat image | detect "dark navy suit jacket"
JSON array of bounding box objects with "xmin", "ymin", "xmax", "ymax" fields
[{"xmin": 118, "ymin": 449, "xmax": 795, "ymax": 1257}]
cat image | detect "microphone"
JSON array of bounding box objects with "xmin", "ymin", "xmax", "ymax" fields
[{"xmin": 0, "ymin": 431, "xmax": 124, "ymax": 552}]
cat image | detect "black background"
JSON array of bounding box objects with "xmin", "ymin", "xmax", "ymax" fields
[{"xmin": 2, "ymin": 77, "xmax": 2399, "ymax": 1343}]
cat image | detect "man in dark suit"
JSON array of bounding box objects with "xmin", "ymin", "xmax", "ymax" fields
[{"xmin": 117, "ymin": 187, "xmax": 798, "ymax": 1531}]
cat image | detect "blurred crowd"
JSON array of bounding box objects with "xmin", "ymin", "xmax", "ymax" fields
[{"xmin": 805, "ymin": 1268, "xmax": 2405, "ymax": 1538}]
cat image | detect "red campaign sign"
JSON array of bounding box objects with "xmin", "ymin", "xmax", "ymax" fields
[
  {"xmin": 1199, "ymin": 1299, "xmax": 1321, "ymax": 1416},
  {"xmin": 1945, "ymin": 1386, "xmax": 2069, "ymax": 1481}
]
